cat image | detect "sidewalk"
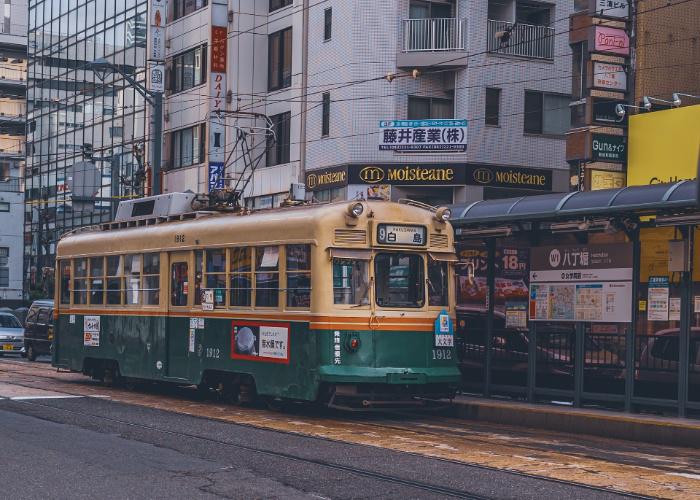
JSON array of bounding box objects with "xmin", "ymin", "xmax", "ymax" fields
[{"xmin": 452, "ymin": 395, "xmax": 700, "ymax": 448}]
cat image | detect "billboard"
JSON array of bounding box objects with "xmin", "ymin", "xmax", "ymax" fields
[{"xmin": 379, "ymin": 119, "xmax": 467, "ymax": 152}]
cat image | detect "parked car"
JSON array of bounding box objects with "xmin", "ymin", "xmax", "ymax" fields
[
  {"xmin": 24, "ymin": 299, "xmax": 54, "ymax": 361},
  {"xmin": 636, "ymin": 327, "xmax": 700, "ymax": 399},
  {"xmin": 0, "ymin": 312, "xmax": 25, "ymax": 356}
]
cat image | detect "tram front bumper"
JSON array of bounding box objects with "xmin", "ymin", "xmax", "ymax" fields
[{"xmin": 318, "ymin": 365, "xmax": 460, "ymax": 385}]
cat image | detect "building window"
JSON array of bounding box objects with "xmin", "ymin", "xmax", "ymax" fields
[
  {"xmin": 407, "ymin": 96, "xmax": 454, "ymax": 120},
  {"xmin": 0, "ymin": 267, "xmax": 7, "ymax": 288},
  {"xmin": 268, "ymin": 27, "xmax": 292, "ymax": 91},
  {"xmin": 0, "ymin": 202, "xmax": 9, "ymax": 212},
  {"xmin": 266, "ymin": 112, "xmax": 291, "ymax": 167},
  {"xmin": 485, "ymin": 88, "xmax": 501, "ymax": 126},
  {"xmin": 168, "ymin": 45, "xmax": 207, "ymax": 94},
  {"xmin": 270, "ymin": 0, "xmax": 292, "ymax": 12},
  {"xmin": 324, "ymin": 8, "xmax": 332, "ymax": 41},
  {"xmin": 172, "ymin": 0, "xmax": 208, "ymax": 21},
  {"xmin": 169, "ymin": 124, "xmax": 206, "ymax": 169},
  {"xmin": 321, "ymin": 92, "xmax": 330, "ymax": 137},
  {"xmin": 524, "ymin": 91, "xmax": 571, "ymax": 136}
]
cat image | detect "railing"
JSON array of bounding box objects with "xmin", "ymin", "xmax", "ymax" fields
[
  {"xmin": 0, "ymin": 177, "xmax": 22, "ymax": 192},
  {"xmin": 487, "ymin": 19, "xmax": 554, "ymax": 60},
  {"xmin": 402, "ymin": 18, "xmax": 466, "ymax": 52}
]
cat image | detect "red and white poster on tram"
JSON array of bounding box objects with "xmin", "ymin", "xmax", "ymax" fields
[{"xmin": 231, "ymin": 321, "xmax": 290, "ymax": 364}]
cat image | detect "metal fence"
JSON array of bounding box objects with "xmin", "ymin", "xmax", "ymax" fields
[
  {"xmin": 402, "ymin": 18, "xmax": 466, "ymax": 52},
  {"xmin": 486, "ymin": 20, "xmax": 554, "ymax": 60}
]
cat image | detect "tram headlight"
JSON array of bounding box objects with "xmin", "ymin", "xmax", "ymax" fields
[
  {"xmin": 435, "ymin": 207, "xmax": 451, "ymax": 222},
  {"xmin": 347, "ymin": 202, "xmax": 364, "ymax": 218}
]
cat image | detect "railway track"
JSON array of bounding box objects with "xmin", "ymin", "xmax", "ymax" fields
[{"xmin": 1, "ymin": 359, "xmax": 697, "ymax": 499}]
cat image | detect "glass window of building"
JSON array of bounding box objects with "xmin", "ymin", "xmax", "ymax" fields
[
  {"xmin": 168, "ymin": 45, "xmax": 207, "ymax": 94},
  {"xmin": 524, "ymin": 91, "xmax": 571, "ymax": 135},
  {"xmin": 172, "ymin": 0, "xmax": 208, "ymax": 21},
  {"xmin": 485, "ymin": 88, "xmax": 501, "ymax": 126},
  {"xmin": 169, "ymin": 124, "xmax": 206, "ymax": 169},
  {"xmin": 268, "ymin": 27, "xmax": 292, "ymax": 91},
  {"xmin": 407, "ymin": 96, "xmax": 454, "ymax": 119},
  {"xmin": 270, "ymin": 0, "xmax": 292, "ymax": 13},
  {"xmin": 266, "ymin": 112, "xmax": 291, "ymax": 167}
]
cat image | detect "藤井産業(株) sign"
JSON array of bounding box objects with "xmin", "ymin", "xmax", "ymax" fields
[{"xmin": 379, "ymin": 120, "xmax": 467, "ymax": 152}]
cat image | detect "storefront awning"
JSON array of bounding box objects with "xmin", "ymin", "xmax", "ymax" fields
[{"xmin": 450, "ymin": 180, "xmax": 698, "ymax": 227}]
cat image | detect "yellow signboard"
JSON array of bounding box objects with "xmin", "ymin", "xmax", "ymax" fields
[
  {"xmin": 627, "ymin": 104, "xmax": 700, "ymax": 186},
  {"xmin": 590, "ymin": 169, "xmax": 626, "ymax": 190}
]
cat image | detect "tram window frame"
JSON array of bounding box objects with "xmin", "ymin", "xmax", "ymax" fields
[
  {"xmin": 428, "ymin": 258, "xmax": 449, "ymax": 307},
  {"xmin": 73, "ymin": 258, "xmax": 88, "ymax": 305},
  {"xmin": 89, "ymin": 256, "xmax": 105, "ymax": 305},
  {"xmin": 59, "ymin": 260, "xmax": 71, "ymax": 305},
  {"xmin": 374, "ymin": 253, "xmax": 425, "ymax": 308},
  {"xmin": 205, "ymin": 249, "xmax": 227, "ymax": 308},
  {"xmin": 142, "ymin": 253, "xmax": 161, "ymax": 306},
  {"xmin": 230, "ymin": 247, "xmax": 252, "ymax": 307},
  {"xmin": 255, "ymin": 246, "xmax": 280, "ymax": 308},
  {"xmin": 333, "ymin": 258, "xmax": 369, "ymax": 306},
  {"xmin": 194, "ymin": 250, "xmax": 203, "ymax": 306},
  {"xmin": 286, "ymin": 244, "xmax": 311, "ymax": 308},
  {"xmin": 125, "ymin": 254, "xmax": 143, "ymax": 305},
  {"xmin": 106, "ymin": 255, "xmax": 123, "ymax": 305}
]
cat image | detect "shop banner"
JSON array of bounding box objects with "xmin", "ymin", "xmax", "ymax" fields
[
  {"xmin": 593, "ymin": 26, "xmax": 630, "ymax": 56},
  {"xmin": 379, "ymin": 119, "xmax": 467, "ymax": 152},
  {"xmin": 595, "ymin": 0, "xmax": 629, "ymax": 19},
  {"xmin": 592, "ymin": 62, "xmax": 627, "ymax": 92},
  {"xmin": 529, "ymin": 243, "xmax": 633, "ymax": 322}
]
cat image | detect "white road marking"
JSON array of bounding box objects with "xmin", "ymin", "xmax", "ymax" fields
[
  {"xmin": 10, "ymin": 395, "xmax": 84, "ymax": 400},
  {"xmin": 668, "ymin": 472, "xmax": 700, "ymax": 481}
]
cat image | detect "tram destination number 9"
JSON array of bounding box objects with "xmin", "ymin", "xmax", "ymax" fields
[{"xmin": 377, "ymin": 224, "xmax": 426, "ymax": 246}]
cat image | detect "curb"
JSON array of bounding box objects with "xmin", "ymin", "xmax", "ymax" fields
[{"xmin": 452, "ymin": 397, "xmax": 700, "ymax": 448}]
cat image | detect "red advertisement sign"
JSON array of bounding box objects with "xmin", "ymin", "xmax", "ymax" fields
[
  {"xmin": 593, "ymin": 26, "xmax": 630, "ymax": 56},
  {"xmin": 211, "ymin": 26, "xmax": 227, "ymax": 73}
]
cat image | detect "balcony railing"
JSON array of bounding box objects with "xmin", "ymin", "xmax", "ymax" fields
[
  {"xmin": 403, "ymin": 18, "xmax": 466, "ymax": 52},
  {"xmin": 0, "ymin": 177, "xmax": 22, "ymax": 192},
  {"xmin": 487, "ymin": 20, "xmax": 554, "ymax": 60}
]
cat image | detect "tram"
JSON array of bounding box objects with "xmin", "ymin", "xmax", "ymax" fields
[{"xmin": 53, "ymin": 194, "xmax": 460, "ymax": 408}]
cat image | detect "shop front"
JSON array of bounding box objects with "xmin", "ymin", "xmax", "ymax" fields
[
  {"xmin": 304, "ymin": 163, "xmax": 563, "ymax": 206},
  {"xmin": 450, "ymin": 180, "xmax": 700, "ymax": 417}
]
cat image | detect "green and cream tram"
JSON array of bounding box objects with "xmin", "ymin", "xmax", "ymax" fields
[{"xmin": 53, "ymin": 195, "xmax": 460, "ymax": 408}]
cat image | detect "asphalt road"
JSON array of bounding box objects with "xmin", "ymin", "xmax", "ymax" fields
[{"xmin": 0, "ymin": 394, "xmax": 633, "ymax": 500}]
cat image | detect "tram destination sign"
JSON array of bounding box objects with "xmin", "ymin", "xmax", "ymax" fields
[{"xmin": 377, "ymin": 224, "xmax": 427, "ymax": 246}]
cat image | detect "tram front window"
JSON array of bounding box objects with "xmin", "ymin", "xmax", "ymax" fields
[
  {"xmin": 375, "ymin": 253, "xmax": 424, "ymax": 308},
  {"xmin": 333, "ymin": 258, "xmax": 369, "ymax": 305}
]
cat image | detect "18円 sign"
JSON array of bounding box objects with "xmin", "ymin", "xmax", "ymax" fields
[{"xmin": 379, "ymin": 120, "xmax": 467, "ymax": 152}]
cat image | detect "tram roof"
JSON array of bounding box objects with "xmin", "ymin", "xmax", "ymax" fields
[{"xmin": 449, "ymin": 180, "xmax": 698, "ymax": 227}]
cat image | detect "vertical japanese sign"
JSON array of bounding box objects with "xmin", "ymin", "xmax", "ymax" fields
[
  {"xmin": 379, "ymin": 120, "xmax": 467, "ymax": 152},
  {"xmin": 529, "ymin": 243, "xmax": 633, "ymax": 323},
  {"xmin": 148, "ymin": 0, "xmax": 166, "ymax": 96},
  {"xmin": 647, "ymin": 276, "xmax": 670, "ymax": 321},
  {"xmin": 208, "ymin": 14, "xmax": 228, "ymax": 192}
]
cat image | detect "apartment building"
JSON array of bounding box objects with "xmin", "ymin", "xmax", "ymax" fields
[
  {"xmin": 162, "ymin": 0, "xmax": 573, "ymax": 207},
  {"xmin": 0, "ymin": 0, "xmax": 26, "ymax": 305}
]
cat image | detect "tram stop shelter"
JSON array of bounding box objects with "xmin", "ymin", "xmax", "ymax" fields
[{"xmin": 449, "ymin": 180, "xmax": 700, "ymax": 418}]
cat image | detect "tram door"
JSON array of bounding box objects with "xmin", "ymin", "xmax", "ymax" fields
[{"xmin": 167, "ymin": 252, "xmax": 192, "ymax": 379}]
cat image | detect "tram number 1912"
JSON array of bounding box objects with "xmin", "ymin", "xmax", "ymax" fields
[{"xmin": 431, "ymin": 348, "xmax": 452, "ymax": 360}]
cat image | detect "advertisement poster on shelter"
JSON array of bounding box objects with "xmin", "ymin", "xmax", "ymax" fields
[{"xmin": 647, "ymin": 276, "xmax": 670, "ymax": 321}]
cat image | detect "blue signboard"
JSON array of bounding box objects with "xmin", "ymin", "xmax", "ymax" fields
[{"xmin": 208, "ymin": 162, "xmax": 225, "ymax": 191}]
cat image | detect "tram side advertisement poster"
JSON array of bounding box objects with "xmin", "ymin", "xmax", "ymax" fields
[
  {"xmin": 231, "ymin": 321, "xmax": 290, "ymax": 364},
  {"xmin": 529, "ymin": 243, "xmax": 633, "ymax": 323}
]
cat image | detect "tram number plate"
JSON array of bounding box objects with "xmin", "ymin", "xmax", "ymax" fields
[{"xmin": 432, "ymin": 348, "xmax": 452, "ymax": 360}]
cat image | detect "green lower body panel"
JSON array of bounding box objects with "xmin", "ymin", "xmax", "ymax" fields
[{"xmin": 318, "ymin": 365, "xmax": 460, "ymax": 385}]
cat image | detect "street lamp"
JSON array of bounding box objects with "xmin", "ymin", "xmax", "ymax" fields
[{"xmin": 88, "ymin": 58, "xmax": 163, "ymax": 197}]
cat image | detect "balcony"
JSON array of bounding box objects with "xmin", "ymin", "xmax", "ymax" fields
[
  {"xmin": 487, "ymin": 20, "xmax": 554, "ymax": 60},
  {"xmin": 0, "ymin": 177, "xmax": 22, "ymax": 193},
  {"xmin": 398, "ymin": 18, "xmax": 468, "ymax": 68}
]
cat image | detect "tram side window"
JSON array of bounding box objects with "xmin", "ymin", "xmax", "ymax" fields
[
  {"xmin": 125, "ymin": 254, "xmax": 142, "ymax": 305},
  {"xmin": 255, "ymin": 246, "xmax": 279, "ymax": 307},
  {"xmin": 286, "ymin": 245, "xmax": 311, "ymax": 308},
  {"xmin": 230, "ymin": 247, "xmax": 252, "ymax": 307},
  {"xmin": 428, "ymin": 259, "xmax": 449, "ymax": 307},
  {"xmin": 73, "ymin": 258, "xmax": 88, "ymax": 305},
  {"xmin": 89, "ymin": 257, "xmax": 105, "ymax": 305},
  {"xmin": 142, "ymin": 253, "xmax": 161, "ymax": 305},
  {"xmin": 333, "ymin": 259, "xmax": 369, "ymax": 305},
  {"xmin": 374, "ymin": 253, "xmax": 424, "ymax": 308},
  {"xmin": 194, "ymin": 250, "xmax": 203, "ymax": 306},
  {"xmin": 59, "ymin": 260, "xmax": 71, "ymax": 305},
  {"xmin": 171, "ymin": 261, "xmax": 189, "ymax": 306},
  {"xmin": 206, "ymin": 249, "xmax": 227, "ymax": 308},
  {"xmin": 106, "ymin": 255, "xmax": 123, "ymax": 305}
]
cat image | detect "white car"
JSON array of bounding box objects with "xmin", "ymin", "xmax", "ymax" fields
[{"xmin": 0, "ymin": 312, "xmax": 25, "ymax": 356}]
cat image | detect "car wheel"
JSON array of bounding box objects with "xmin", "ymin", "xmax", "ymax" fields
[{"xmin": 26, "ymin": 344, "xmax": 37, "ymax": 361}]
